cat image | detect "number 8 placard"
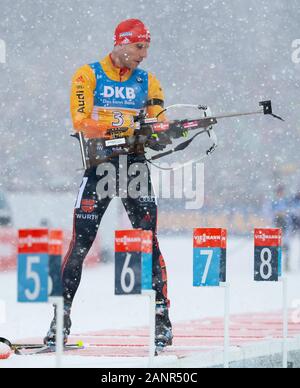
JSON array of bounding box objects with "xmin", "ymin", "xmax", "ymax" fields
[{"xmin": 254, "ymin": 228, "xmax": 282, "ymax": 282}]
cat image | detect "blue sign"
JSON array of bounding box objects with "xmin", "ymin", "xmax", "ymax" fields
[
  {"xmin": 141, "ymin": 252, "xmax": 152, "ymax": 290},
  {"xmin": 18, "ymin": 254, "xmax": 49, "ymax": 302},
  {"xmin": 193, "ymin": 248, "xmax": 221, "ymax": 287},
  {"xmin": 278, "ymin": 247, "xmax": 282, "ymax": 278}
]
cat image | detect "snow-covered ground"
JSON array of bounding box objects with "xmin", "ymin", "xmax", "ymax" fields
[{"xmin": 0, "ymin": 236, "xmax": 300, "ymax": 367}]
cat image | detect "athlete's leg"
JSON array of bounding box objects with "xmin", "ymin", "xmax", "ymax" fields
[
  {"xmin": 62, "ymin": 170, "xmax": 112, "ymax": 305},
  {"xmin": 44, "ymin": 168, "xmax": 111, "ymax": 345}
]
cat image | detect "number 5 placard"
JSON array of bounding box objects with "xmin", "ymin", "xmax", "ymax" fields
[{"xmin": 18, "ymin": 230, "xmax": 49, "ymax": 302}]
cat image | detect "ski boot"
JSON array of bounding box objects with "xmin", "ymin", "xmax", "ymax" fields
[
  {"xmin": 155, "ymin": 301, "xmax": 173, "ymax": 355},
  {"xmin": 43, "ymin": 304, "xmax": 72, "ymax": 346}
]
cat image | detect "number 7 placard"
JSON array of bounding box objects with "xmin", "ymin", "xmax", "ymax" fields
[{"xmin": 193, "ymin": 228, "xmax": 227, "ymax": 287}]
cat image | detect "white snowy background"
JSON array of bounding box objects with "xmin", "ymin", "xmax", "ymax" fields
[{"xmin": 0, "ymin": 0, "xmax": 299, "ymax": 202}]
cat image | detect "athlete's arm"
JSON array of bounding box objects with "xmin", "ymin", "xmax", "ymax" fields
[
  {"xmin": 147, "ymin": 73, "xmax": 167, "ymax": 121},
  {"xmin": 70, "ymin": 65, "xmax": 109, "ymax": 139}
]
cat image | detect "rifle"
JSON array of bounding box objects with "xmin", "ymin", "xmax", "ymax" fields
[{"xmin": 72, "ymin": 100, "xmax": 284, "ymax": 170}]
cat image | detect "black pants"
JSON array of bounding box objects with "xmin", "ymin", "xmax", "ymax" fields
[{"xmin": 62, "ymin": 155, "xmax": 169, "ymax": 307}]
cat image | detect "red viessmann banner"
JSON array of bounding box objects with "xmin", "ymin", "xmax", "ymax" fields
[
  {"xmin": 115, "ymin": 230, "xmax": 153, "ymax": 254},
  {"xmin": 18, "ymin": 229, "xmax": 49, "ymax": 254},
  {"xmin": 193, "ymin": 228, "xmax": 227, "ymax": 249},
  {"xmin": 254, "ymin": 228, "xmax": 282, "ymax": 247},
  {"xmin": 0, "ymin": 228, "xmax": 101, "ymax": 272}
]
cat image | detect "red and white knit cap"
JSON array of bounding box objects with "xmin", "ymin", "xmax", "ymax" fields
[{"xmin": 114, "ymin": 19, "xmax": 151, "ymax": 46}]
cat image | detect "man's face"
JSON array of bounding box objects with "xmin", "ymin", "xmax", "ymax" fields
[{"xmin": 119, "ymin": 42, "xmax": 149, "ymax": 70}]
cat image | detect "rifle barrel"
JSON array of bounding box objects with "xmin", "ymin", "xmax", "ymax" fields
[{"xmin": 210, "ymin": 110, "xmax": 263, "ymax": 121}]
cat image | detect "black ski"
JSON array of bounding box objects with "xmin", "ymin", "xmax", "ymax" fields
[
  {"xmin": 0, "ymin": 337, "xmax": 84, "ymax": 355},
  {"xmin": 15, "ymin": 343, "xmax": 84, "ymax": 355}
]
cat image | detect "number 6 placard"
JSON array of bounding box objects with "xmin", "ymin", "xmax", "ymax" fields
[
  {"xmin": 254, "ymin": 228, "xmax": 282, "ymax": 282},
  {"xmin": 115, "ymin": 230, "xmax": 153, "ymax": 295}
]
